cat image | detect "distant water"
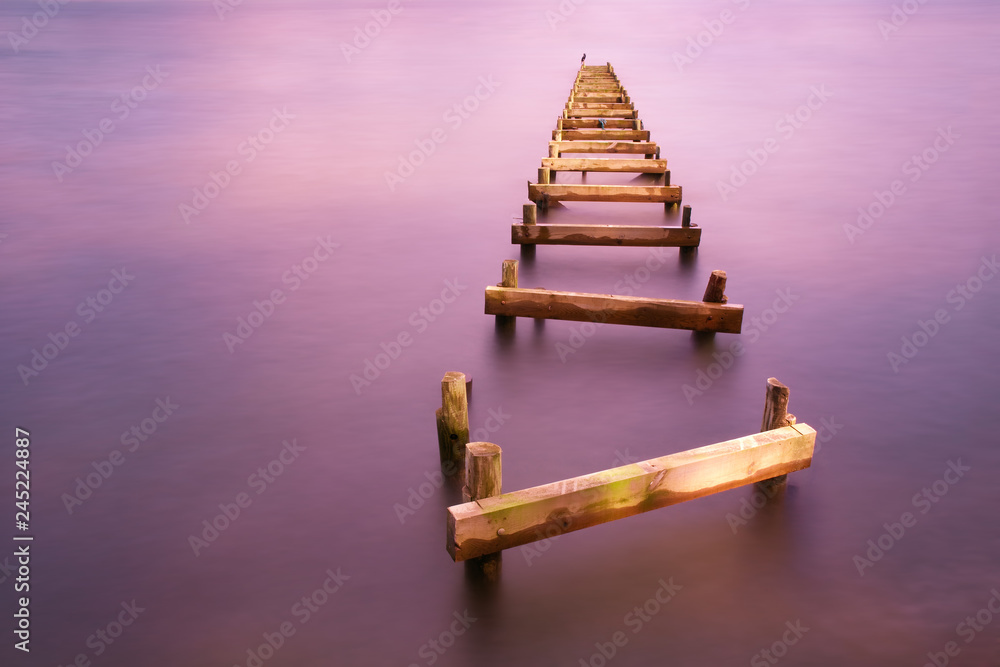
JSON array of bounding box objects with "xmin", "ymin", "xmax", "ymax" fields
[{"xmin": 1, "ymin": 1, "xmax": 999, "ymax": 665}]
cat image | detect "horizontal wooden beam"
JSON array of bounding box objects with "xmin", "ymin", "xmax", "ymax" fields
[
  {"xmin": 512, "ymin": 224, "xmax": 700, "ymax": 247},
  {"xmin": 541, "ymin": 157, "xmax": 667, "ymax": 173},
  {"xmin": 550, "ymin": 140, "xmax": 656, "ymax": 155},
  {"xmin": 572, "ymin": 93, "xmax": 623, "ymax": 102},
  {"xmin": 484, "ymin": 285, "xmax": 741, "ymax": 332},
  {"xmin": 528, "ymin": 183, "xmax": 680, "ymax": 204},
  {"xmin": 558, "ymin": 118, "xmax": 637, "ymax": 130},
  {"xmin": 568, "ymin": 102, "xmax": 634, "ymax": 110},
  {"xmin": 447, "ymin": 424, "xmax": 815, "ymax": 561},
  {"xmin": 566, "ymin": 108, "xmax": 637, "ymax": 118},
  {"xmin": 553, "ymin": 129, "xmax": 650, "ymax": 141}
]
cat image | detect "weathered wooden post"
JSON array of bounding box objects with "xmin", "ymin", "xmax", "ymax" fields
[
  {"xmin": 495, "ymin": 260, "xmax": 518, "ymax": 330},
  {"xmin": 522, "ymin": 202, "xmax": 536, "ymax": 226},
  {"xmin": 680, "ymin": 205, "xmax": 696, "ymax": 258},
  {"xmin": 755, "ymin": 378, "xmax": 796, "ymax": 493},
  {"xmin": 663, "ymin": 170, "xmax": 671, "ymax": 186},
  {"xmin": 702, "ymin": 270, "xmax": 728, "ymax": 304},
  {"xmin": 464, "ymin": 442, "xmax": 502, "ymax": 582},
  {"xmin": 436, "ymin": 372, "xmax": 469, "ymax": 475},
  {"xmin": 538, "ymin": 167, "xmax": 551, "ymax": 185}
]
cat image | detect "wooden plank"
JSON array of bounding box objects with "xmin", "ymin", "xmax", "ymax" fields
[
  {"xmin": 566, "ymin": 109, "xmax": 637, "ymax": 118},
  {"xmin": 484, "ymin": 285, "xmax": 741, "ymax": 332},
  {"xmin": 511, "ymin": 224, "xmax": 700, "ymax": 247},
  {"xmin": 558, "ymin": 118, "xmax": 638, "ymax": 129},
  {"xmin": 568, "ymin": 102, "xmax": 633, "ymax": 110},
  {"xmin": 447, "ymin": 424, "xmax": 816, "ymax": 561},
  {"xmin": 541, "ymin": 157, "xmax": 667, "ymax": 173},
  {"xmin": 572, "ymin": 93, "xmax": 623, "ymax": 102},
  {"xmin": 528, "ymin": 183, "xmax": 681, "ymax": 204},
  {"xmin": 553, "ymin": 129, "xmax": 650, "ymax": 141},
  {"xmin": 550, "ymin": 140, "xmax": 656, "ymax": 154}
]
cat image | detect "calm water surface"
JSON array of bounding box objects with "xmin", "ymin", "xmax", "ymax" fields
[{"xmin": 1, "ymin": 1, "xmax": 999, "ymax": 665}]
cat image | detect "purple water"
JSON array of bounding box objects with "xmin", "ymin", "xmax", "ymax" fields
[{"xmin": 2, "ymin": 1, "xmax": 999, "ymax": 665}]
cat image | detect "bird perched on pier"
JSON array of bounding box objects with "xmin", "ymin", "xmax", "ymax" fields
[{"xmin": 581, "ymin": 53, "xmax": 586, "ymax": 65}]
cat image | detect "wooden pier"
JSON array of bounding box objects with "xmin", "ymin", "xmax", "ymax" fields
[
  {"xmin": 445, "ymin": 379, "xmax": 816, "ymax": 562},
  {"xmin": 514, "ymin": 63, "xmax": 698, "ymax": 249}
]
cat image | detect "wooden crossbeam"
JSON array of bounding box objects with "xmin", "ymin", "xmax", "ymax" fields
[
  {"xmin": 568, "ymin": 102, "xmax": 634, "ymax": 110},
  {"xmin": 447, "ymin": 424, "xmax": 816, "ymax": 561},
  {"xmin": 528, "ymin": 183, "xmax": 680, "ymax": 204},
  {"xmin": 512, "ymin": 224, "xmax": 700, "ymax": 247},
  {"xmin": 484, "ymin": 285, "xmax": 741, "ymax": 332},
  {"xmin": 541, "ymin": 158, "xmax": 666, "ymax": 173},
  {"xmin": 553, "ymin": 129, "xmax": 650, "ymax": 141},
  {"xmin": 550, "ymin": 140, "xmax": 655, "ymax": 155},
  {"xmin": 558, "ymin": 118, "xmax": 637, "ymax": 129},
  {"xmin": 566, "ymin": 108, "xmax": 636, "ymax": 118},
  {"xmin": 572, "ymin": 93, "xmax": 623, "ymax": 102}
]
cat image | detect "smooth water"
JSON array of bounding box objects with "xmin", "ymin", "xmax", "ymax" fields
[{"xmin": 1, "ymin": 1, "xmax": 999, "ymax": 665}]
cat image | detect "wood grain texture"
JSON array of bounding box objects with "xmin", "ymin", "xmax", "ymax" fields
[
  {"xmin": 511, "ymin": 224, "xmax": 700, "ymax": 247},
  {"xmin": 439, "ymin": 372, "xmax": 469, "ymax": 464},
  {"xmin": 484, "ymin": 286, "xmax": 743, "ymax": 333},
  {"xmin": 528, "ymin": 183, "xmax": 681, "ymax": 204},
  {"xmin": 568, "ymin": 102, "xmax": 634, "ymax": 110},
  {"xmin": 541, "ymin": 157, "xmax": 667, "ymax": 173},
  {"xmin": 447, "ymin": 424, "xmax": 817, "ymax": 561},
  {"xmin": 552, "ymin": 129, "xmax": 650, "ymax": 141},
  {"xmin": 566, "ymin": 108, "xmax": 636, "ymax": 118},
  {"xmin": 559, "ymin": 118, "xmax": 637, "ymax": 129},
  {"xmin": 549, "ymin": 141, "xmax": 657, "ymax": 155}
]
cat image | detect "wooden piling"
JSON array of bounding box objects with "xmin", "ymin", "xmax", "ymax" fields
[
  {"xmin": 522, "ymin": 202, "xmax": 536, "ymax": 226},
  {"xmin": 702, "ymin": 270, "xmax": 728, "ymax": 304},
  {"xmin": 682, "ymin": 205, "xmax": 692, "ymax": 227},
  {"xmin": 756, "ymin": 378, "xmax": 796, "ymax": 491},
  {"xmin": 438, "ymin": 372, "xmax": 469, "ymax": 469},
  {"xmin": 537, "ymin": 167, "xmax": 551, "ymax": 185},
  {"xmin": 464, "ymin": 442, "xmax": 503, "ymax": 580}
]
